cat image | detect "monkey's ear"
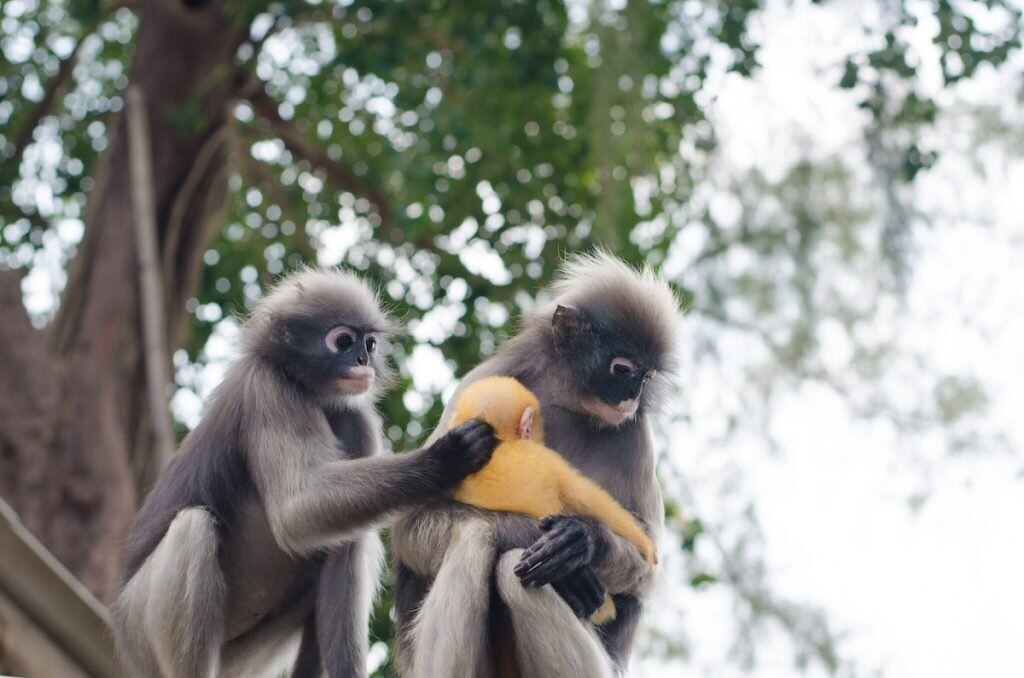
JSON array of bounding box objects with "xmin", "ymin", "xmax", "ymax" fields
[
  {"xmin": 552, "ymin": 304, "xmax": 587, "ymax": 340},
  {"xmin": 518, "ymin": 407, "xmax": 534, "ymax": 440}
]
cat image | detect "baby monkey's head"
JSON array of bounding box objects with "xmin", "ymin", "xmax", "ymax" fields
[{"xmin": 452, "ymin": 376, "xmax": 544, "ymax": 443}]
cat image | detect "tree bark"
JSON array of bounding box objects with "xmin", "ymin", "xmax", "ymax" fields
[{"xmin": 0, "ymin": 0, "xmax": 254, "ymax": 603}]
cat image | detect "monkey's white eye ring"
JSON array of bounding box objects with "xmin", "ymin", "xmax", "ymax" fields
[
  {"xmin": 366, "ymin": 336, "xmax": 378, "ymax": 353},
  {"xmin": 610, "ymin": 357, "xmax": 637, "ymax": 376},
  {"xmin": 325, "ymin": 326, "xmax": 356, "ymax": 353}
]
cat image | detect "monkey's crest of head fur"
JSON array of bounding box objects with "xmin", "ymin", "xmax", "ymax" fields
[
  {"xmin": 242, "ymin": 266, "xmax": 400, "ymax": 355},
  {"xmin": 452, "ymin": 376, "xmax": 544, "ymax": 442},
  {"xmin": 548, "ymin": 250, "xmax": 681, "ymax": 370}
]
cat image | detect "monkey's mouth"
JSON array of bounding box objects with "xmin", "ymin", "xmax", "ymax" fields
[
  {"xmin": 582, "ymin": 397, "xmax": 638, "ymax": 427},
  {"xmin": 338, "ymin": 366, "xmax": 374, "ymax": 393}
]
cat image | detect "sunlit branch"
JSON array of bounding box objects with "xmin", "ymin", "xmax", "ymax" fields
[
  {"xmin": 6, "ymin": 42, "xmax": 84, "ymax": 173},
  {"xmin": 236, "ymin": 127, "xmax": 317, "ymax": 262},
  {"xmin": 126, "ymin": 87, "xmax": 175, "ymax": 480},
  {"xmin": 3, "ymin": 1, "xmax": 130, "ymax": 174},
  {"xmin": 0, "ymin": 202, "xmax": 49, "ymax": 235},
  {"xmin": 254, "ymin": 12, "xmax": 288, "ymax": 52},
  {"xmin": 162, "ymin": 124, "xmax": 233, "ymax": 277},
  {"xmin": 245, "ymin": 88, "xmax": 391, "ymax": 222}
]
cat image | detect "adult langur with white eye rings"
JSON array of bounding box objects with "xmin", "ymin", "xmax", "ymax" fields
[
  {"xmin": 392, "ymin": 251, "xmax": 680, "ymax": 678},
  {"xmin": 111, "ymin": 268, "xmax": 497, "ymax": 678}
]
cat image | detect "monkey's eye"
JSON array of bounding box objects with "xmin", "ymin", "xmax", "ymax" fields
[
  {"xmin": 365, "ymin": 336, "xmax": 378, "ymax": 353},
  {"xmin": 325, "ymin": 326, "xmax": 357, "ymax": 353},
  {"xmin": 610, "ymin": 357, "xmax": 637, "ymax": 377},
  {"xmin": 642, "ymin": 370, "xmax": 656, "ymax": 384}
]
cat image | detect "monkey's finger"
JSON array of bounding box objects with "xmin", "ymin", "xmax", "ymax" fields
[
  {"xmin": 514, "ymin": 536, "xmax": 568, "ymax": 578},
  {"xmin": 567, "ymin": 568, "xmax": 607, "ymax": 618},
  {"xmin": 517, "ymin": 528, "xmax": 586, "ymax": 571},
  {"xmin": 467, "ymin": 425, "xmax": 498, "ymax": 450},
  {"xmin": 516, "ymin": 536, "xmax": 589, "ymax": 585},
  {"xmin": 525, "ymin": 523, "xmax": 589, "ymax": 565},
  {"xmin": 551, "ymin": 579, "xmax": 586, "ymax": 618},
  {"xmin": 525, "ymin": 520, "xmax": 586, "ymax": 556},
  {"xmin": 575, "ymin": 570, "xmax": 607, "ymax": 615},
  {"xmin": 543, "ymin": 517, "xmax": 590, "ymax": 547},
  {"xmin": 562, "ymin": 575, "xmax": 596, "ymax": 618},
  {"xmin": 454, "ymin": 420, "xmax": 497, "ymax": 446},
  {"xmin": 442, "ymin": 420, "xmax": 497, "ymax": 474},
  {"xmin": 539, "ymin": 514, "xmax": 560, "ymax": 530},
  {"xmin": 450, "ymin": 419, "xmax": 495, "ymax": 441}
]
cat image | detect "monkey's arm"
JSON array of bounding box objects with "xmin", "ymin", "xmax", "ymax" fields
[
  {"xmin": 394, "ymin": 388, "xmax": 547, "ymax": 576},
  {"xmin": 558, "ymin": 473, "xmax": 657, "ymax": 567},
  {"xmin": 590, "ymin": 425, "xmax": 665, "ymax": 594},
  {"xmin": 245, "ymin": 405, "xmax": 495, "ymax": 555},
  {"xmin": 583, "ymin": 479, "xmax": 663, "ymax": 593},
  {"xmin": 455, "ymin": 442, "xmax": 656, "ymax": 566},
  {"xmin": 518, "ymin": 473, "xmax": 663, "ymax": 595}
]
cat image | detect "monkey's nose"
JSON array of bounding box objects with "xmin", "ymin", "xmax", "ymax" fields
[{"xmin": 357, "ymin": 354, "xmax": 369, "ymax": 366}]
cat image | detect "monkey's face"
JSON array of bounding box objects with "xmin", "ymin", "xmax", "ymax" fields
[
  {"xmin": 580, "ymin": 354, "xmax": 656, "ymax": 427},
  {"xmin": 274, "ymin": 315, "xmax": 385, "ymax": 398},
  {"xmin": 552, "ymin": 304, "xmax": 662, "ymax": 428},
  {"xmin": 324, "ymin": 325, "xmax": 380, "ymax": 395}
]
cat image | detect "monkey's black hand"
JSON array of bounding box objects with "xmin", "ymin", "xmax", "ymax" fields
[
  {"xmin": 424, "ymin": 420, "xmax": 497, "ymax": 486},
  {"xmin": 514, "ymin": 515, "xmax": 598, "ymax": 587},
  {"xmin": 551, "ymin": 566, "xmax": 607, "ymax": 619}
]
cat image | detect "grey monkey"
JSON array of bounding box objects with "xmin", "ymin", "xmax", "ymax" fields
[
  {"xmin": 111, "ymin": 268, "xmax": 496, "ymax": 678},
  {"xmin": 392, "ymin": 251, "xmax": 680, "ymax": 677}
]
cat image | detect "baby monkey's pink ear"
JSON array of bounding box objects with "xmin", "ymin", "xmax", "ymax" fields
[{"xmin": 518, "ymin": 406, "xmax": 534, "ymax": 440}]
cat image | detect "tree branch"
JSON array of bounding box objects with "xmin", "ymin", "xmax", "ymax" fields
[
  {"xmin": 245, "ymin": 88, "xmax": 391, "ymax": 222},
  {"xmin": 236, "ymin": 128, "xmax": 317, "ymax": 261},
  {"xmin": 2, "ymin": 0, "xmax": 127, "ymax": 171},
  {"xmin": 5, "ymin": 42, "xmax": 83, "ymax": 172},
  {"xmin": 0, "ymin": 269, "xmax": 59, "ymax": 517},
  {"xmin": 126, "ymin": 88, "xmax": 175, "ymax": 479},
  {"xmin": 0, "ymin": 201, "xmax": 49, "ymax": 233},
  {"xmin": 162, "ymin": 123, "xmax": 232, "ymax": 276}
]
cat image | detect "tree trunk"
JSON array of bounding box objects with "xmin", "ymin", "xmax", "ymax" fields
[{"xmin": 0, "ymin": 0, "xmax": 255, "ymax": 603}]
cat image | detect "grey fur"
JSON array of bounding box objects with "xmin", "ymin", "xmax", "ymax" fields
[
  {"xmin": 112, "ymin": 507, "xmax": 226, "ymax": 678},
  {"xmin": 410, "ymin": 520, "xmax": 497, "ymax": 678},
  {"xmin": 392, "ymin": 252, "xmax": 679, "ymax": 677},
  {"xmin": 495, "ymin": 549, "xmax": 614, "ymax": 678},
  {"xmin": 112, "ymin": 267, "xmax": 494, "ymax": 678}
]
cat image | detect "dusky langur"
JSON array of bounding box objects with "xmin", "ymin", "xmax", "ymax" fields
[
  {"xmin": 111, "ymin": 268, "xmax": 496, "ymax": 678},
  {"xmin": 448, "ymin": 375, "xmax": 658, "ymax": 624},
  {"xmin": 392, "ymin": 251, "xmax": 679, "ymax": 678}
]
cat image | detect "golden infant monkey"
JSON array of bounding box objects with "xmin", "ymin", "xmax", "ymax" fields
[{"xmin": 450, "ymin": 376, "xmax": 658, "ymax": 624}]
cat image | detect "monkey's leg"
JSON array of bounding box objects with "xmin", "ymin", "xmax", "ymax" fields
[
  {"xmin": 411, "ymin": 520, "xmax": 497, "ymax": 678},
  {"xmin": 494, "ymin": 549, "xmax": 615, "ymax": 678},
  {"xmin": 392, "ymin": 563, "xmax": 430, "ymax": 677},
  {"xmin": 292, "ymin": 613, "xmax": 323, "ymax": 677},
  {"xmin": 220, "ymin": 585, "xmax": 315, "ymax": 677},
  {"xmin": 111, "ymin": 581, "xmax": 161, "ymax": 677},
  {"xmin": 310, "ymin": 533, "xmax": 385, "ymax": 678},
  {"xmin": 112, "ymin": 507, "xmax": 227, "ymax": 678}
]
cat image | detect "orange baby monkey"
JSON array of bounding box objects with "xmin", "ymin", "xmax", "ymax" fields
[{"xmin": 450, "ymin": 376, "xmax": 658, "ymax": 624}]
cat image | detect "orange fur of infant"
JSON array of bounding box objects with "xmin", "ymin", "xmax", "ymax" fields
[{"xmin": 450, "ymin": 376, "xmax": 658, "ymax": 624}]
